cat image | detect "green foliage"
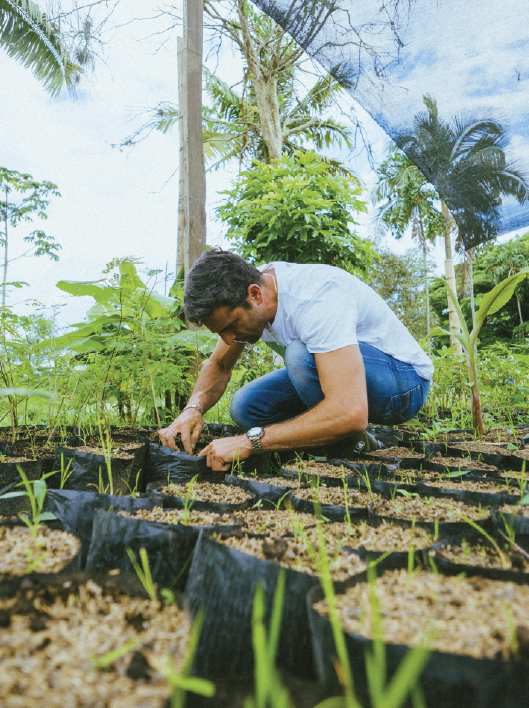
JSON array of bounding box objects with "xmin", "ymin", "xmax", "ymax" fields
[
  {"xmin": 0, "ymin": 465, "xmax": 56, "ymax": 537},
  {"xmin": 373, "ymin": 146, "xmax": 444, "ymax": 244},
  {"xmin": 369, "ymin": 249, "xmax": 438, "ymax": 341},
  {"xmin": 217, "ymin": 152, "xmax": 378, "ymax": 279},
  {"xmin": 37, "ymin": 259, "xmax": 217, "ymax": 427},
  {"xmin": 0, "ymin": 0, "xmax": 82, "ymax": 96}
]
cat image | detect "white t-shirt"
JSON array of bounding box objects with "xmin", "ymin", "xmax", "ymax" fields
[{"xmin": 259, "ymin": 262, "xmax": 434, "ymax": 380}]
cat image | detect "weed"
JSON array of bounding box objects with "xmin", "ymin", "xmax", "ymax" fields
[{"xmin": 90, "ymin": 638, "xmax": 139, "ymax": 671}]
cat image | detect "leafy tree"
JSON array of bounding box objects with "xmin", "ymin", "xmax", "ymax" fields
[
  {"xmin": 372, "ymin": 147, "xmax": 444, "ymax": 335},
  {"xmin": 217, "ymin": 152, "xmax": 378, "ymax": 279},
  {"xmin": 369, "ymin": 248, "xmax": 438, "ymax": 342},
  {"xmin": 38, "ymin": 259, "xmax": 217, "ymax": 426},
  {"xmin": 396, "ymin": 96, "xmax": 529, "ymax": 350},
  {"xmin": 0, "ymin": 167, "xmax": 61, "ymax": 307},
  {"xmin": 0, "ymin": 0, "xmax": 82, "ymax": 95}
]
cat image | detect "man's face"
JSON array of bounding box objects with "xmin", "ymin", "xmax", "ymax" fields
[{"xmin": 205, "ymin": 300, "xmax": 269, "ymax": 346}]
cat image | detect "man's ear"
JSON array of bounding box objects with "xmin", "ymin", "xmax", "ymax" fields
[{"xmin": 247, "ymin": 283, "xmax": 264, "ymax": 305}]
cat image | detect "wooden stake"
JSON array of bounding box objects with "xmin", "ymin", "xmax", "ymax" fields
[{"xmin": 177, "ymin": 0, "xmax": 206, "ymax": 279}]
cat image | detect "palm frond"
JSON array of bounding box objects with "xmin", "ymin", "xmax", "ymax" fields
[{"xmin": 0, "ymin": 0, "xmax": 81, "ymax": 96}]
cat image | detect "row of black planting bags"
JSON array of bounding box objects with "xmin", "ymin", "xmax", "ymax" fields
[{"xmin": 2, "ymin": 469, "xmax": 529, "ymax": 708}]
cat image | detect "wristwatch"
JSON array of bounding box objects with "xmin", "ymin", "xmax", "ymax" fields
[{"xmin": 246, "ymin": 426, "xmax": 265, "ymax": 454}]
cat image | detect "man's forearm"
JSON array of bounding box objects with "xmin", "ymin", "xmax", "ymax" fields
[
  {"xmin": 260, "ymin": 398, "xmax": 367, "ymax": 452},
  {"xmin": 187, "ymin": 358, "xmax": 232, "ymax": 414}
]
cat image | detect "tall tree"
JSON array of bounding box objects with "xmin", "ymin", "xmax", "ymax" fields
[
  {"xmin": 396, "ymin": 96, "xmax": 529, "ymax": 352},
  {"xmin": 0, "ymin": 0, "xmax": 81, "ymax": 95},
  {"xmin": 0, "ymin": 167, "xmax": 61, "ymax": 307},
  {"xmin": 372, "ymin": 147, "xmax": 444, "ymax": 336}
]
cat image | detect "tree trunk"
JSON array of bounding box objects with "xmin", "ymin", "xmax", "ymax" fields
[
  {"xmin": 418, "ymin": 217, "xmax": 430, "ymax": 338},
  {"xmin": 237, "ymin": 0, "xmax": 282, "ymax": 161},
  {"xmin": 442, "ymin": 202, "xmax": 462, "ymax": 354},
  {"xmin": 466, "ymin": 249, "xmax": 476, "ymax": 328},
  {"xmin": 179, "ymin": 0, "xmax": 207, "ymax": 276},
  {"xmin": 2, "ymin": 186, "xmax": 8, "ymax": 309}
]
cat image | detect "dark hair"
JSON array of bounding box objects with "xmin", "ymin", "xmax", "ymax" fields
[{"xmin": 184, "ymin": 247, "xmax": 263, "ymax": 325}]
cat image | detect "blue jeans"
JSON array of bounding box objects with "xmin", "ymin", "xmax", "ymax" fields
[{"xmin": 230, "ymin": 340, "xmax": 430, "ymax": 430}]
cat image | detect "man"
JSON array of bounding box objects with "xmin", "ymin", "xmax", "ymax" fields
[{"xmin": 159, "ymin": 248, "xmax": 433, "ymax": 471}]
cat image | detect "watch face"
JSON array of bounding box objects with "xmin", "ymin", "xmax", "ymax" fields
[{"xmin": 247, "ymin": 427, "xmax": 264, "ymax": 438}]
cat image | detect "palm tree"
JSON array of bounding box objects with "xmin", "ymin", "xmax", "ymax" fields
[
  {"xmin": 396, "ymin": 95, "xmax": 529, "ymax": 352},
  {"xmin": 373, "ymin": 147, "xmax": 444, "ymax": 337},
  {"xmin": 0, "ymin": 0, "xmax": 81, "ymax": 96},
  {"xmin": 122, "ymin": 66, "xmax": 356, "ymax": 175}
]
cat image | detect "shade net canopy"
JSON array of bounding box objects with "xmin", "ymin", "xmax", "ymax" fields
[{"xmin": 250, "ymin": 0, "xmax": 529, "ymax": 250}]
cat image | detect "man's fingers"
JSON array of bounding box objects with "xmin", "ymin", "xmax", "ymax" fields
[
  {"xmin": 158, "ymin": 427, "xmax": 180, "ymax": 451},
  {"xmin": 180, "ymin": 428, "xmax": 193, "ymax": 455},
  {"xmin": 197, "ymin": 444, "xmax": 209, "ymax": 458}
]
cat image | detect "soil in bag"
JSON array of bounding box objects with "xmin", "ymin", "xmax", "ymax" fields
[
  {"xmin": 0, "ymin": 459, "xmax": 43, "ymax": 516},
  {"xmin": 426, "ymin": 531, "xmax": 529, "ymax": 573},
  {"xmin": 147, "ymin": 479, "xmax": 254, "ymax": 514},
  {"xmin": 0, "ymin": 570, "xmax": 191, "ymax": 708},
  {"xmin": 85, "ymin": 509, "xmax": 199, "ymax": 590},
  {"xmin": 308, "ymin": 561, "xmax": 529, "ymax": 708},
  {"xmin": 184, "ymin": 530, "xmax": 320, "ymax": 680},
  {"xmin": 43, "ymin": 489, "xmax": 157, "ymax": 566},
  {"xmin": 49, "ymin": 443, "xmax": 148, "ymax": 495},
  {"xmin": 0, "ymin": 519, "xmax": 81, "ymax": 576}
]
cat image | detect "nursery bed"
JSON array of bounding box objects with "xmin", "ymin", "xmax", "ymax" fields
[
  {"xmin": 156, "ymin": 481, "xmax": 254, "ymax": 505},
  {"xmin": 371, "ymin": 496, "xmax": 490, "ymax": 522}
]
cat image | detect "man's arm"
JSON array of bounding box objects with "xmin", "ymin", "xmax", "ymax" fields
[
  {"xmin": 159, "ymin": 338, "xmax": 245, "ymax": 452},
  {"xmin": 199, "ymin": 344, "xmax": 368, "ymax": 470}
]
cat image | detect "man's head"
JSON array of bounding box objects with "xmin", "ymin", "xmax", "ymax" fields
[{"xmin": 184, "ymin": 248, "xmax": 271, "ymax": 345}]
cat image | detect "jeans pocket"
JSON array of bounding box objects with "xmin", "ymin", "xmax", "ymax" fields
[{"xmin": 381, "ymin": 383, "xmax": 424, "ymax": 425}]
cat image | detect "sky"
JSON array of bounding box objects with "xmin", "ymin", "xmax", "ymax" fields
[{"xmin": 1, "ymin": 0, "xmax": 526, "ymax": 331}]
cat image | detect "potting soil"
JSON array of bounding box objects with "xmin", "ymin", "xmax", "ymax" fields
[
  {"xmin": 314, "ymin": 568, "xmax": 529, "ymax": 660},
  {"xmin": 0, "ymin": 578, "xmax": 191, "ymax": 707},
  {"xmin": 0, "ymin": 525, "xmax": 80, "ymax": 575}
]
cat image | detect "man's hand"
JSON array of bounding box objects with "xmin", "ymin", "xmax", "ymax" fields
[
  {"xmin": 198, "ymin": 434, "xmax": 253, "ymax": 472},
  {"xmin": 158, "ymin": 408, "xmax": 204, "ymax": 453}
]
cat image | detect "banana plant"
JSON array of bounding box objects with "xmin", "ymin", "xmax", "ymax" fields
[{"xmin": 428, "ymin": 269, "xmax": 529, "ymax": 435}]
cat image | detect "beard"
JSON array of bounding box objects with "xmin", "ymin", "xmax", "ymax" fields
[{"xmin": 234, "ymin": 307, "xmax": 269, "ymax": 344}]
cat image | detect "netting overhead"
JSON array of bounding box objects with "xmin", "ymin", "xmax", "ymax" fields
[{"xmin": 251, "ymin": 0, "xmax": 529, "ymax": 250}]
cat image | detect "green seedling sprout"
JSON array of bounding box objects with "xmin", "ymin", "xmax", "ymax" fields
[
  {"xmin": 126, "ymin": 547, "xmax": 157, "ymax": 603},
  {"xmin": 26, "ymin": 547, "xmax": 49, "ymax": 574},
  {"xmin": 427, "ymin": 268, "xmax": 529, "ymax": 435},
  {"xmin": 176, "ymin": 474, "xmax": 199, "ymax": 525},
  {"xmin": 342, "ymin": 473, "xmax": 353, "ymax": 535},
  {"xmin": 0, "ymin": 465, "xmax": 56, "ymax": 538},
  {"xmin": 97, "ymin": 424, "xmax": 114, "ymax": 495},
  {"xmin": 439, "ymin": 503, "xmax": 509, "ymax": 568},
  {"xmin": 123, "ymin": 469, "xmax": 142, "ymax": 498},
  {"xmin": 90, "ymin": 638, "xmax": 139, "ymax": 671},
  {"xmin": 156, "ymin": 608, "xmax": 215, "ymax": 708},
  {"xmin": 502, "ymin": 602, "xmax": 519, "ymax": 660}
]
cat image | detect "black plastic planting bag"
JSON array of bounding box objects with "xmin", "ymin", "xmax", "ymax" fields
[
  {"xmin": 145, "ymin": 443, "xmax": 209, "ymax": 485},
  {"xmin": 49, "ymin": 444, "xmax": 148, "ymax": 495},
  {"xmin": 85, "ymin": 509, "xmax": 199, "ymax": 590},
  {"xmin": 184, "ymin": 531, "xmax": 318, "ymax": 680},
  {"xmin": 492, "ymin": 508, "xmax": 529, "ymax": 535},
  {"xmin": 44, "ymin": 489, "xmax": 157, "ymax": 566},
  {"xmin": 0, "ymin": 460, "xmax": 43, "ymax": 516},
  {"xmin": 308, "ymin": 561, "xmax": 529, "ymax": 708}
]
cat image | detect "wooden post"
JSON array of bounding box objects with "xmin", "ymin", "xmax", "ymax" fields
[{"xmin": 177, "ymin": 0, "xmax": 206, "ymax": 279}]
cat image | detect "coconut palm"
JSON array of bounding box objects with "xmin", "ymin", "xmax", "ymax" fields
[
  {"xmin": 0, "ymin": 0, "xmax": 81, "ymax": 96},
  {"xmin": 396, "ymin": 95, "xmax": 529, "ymax": 352},
  {"xmin": 373, "ymin": 147, "xmax": 444, "ymax": 336}
]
